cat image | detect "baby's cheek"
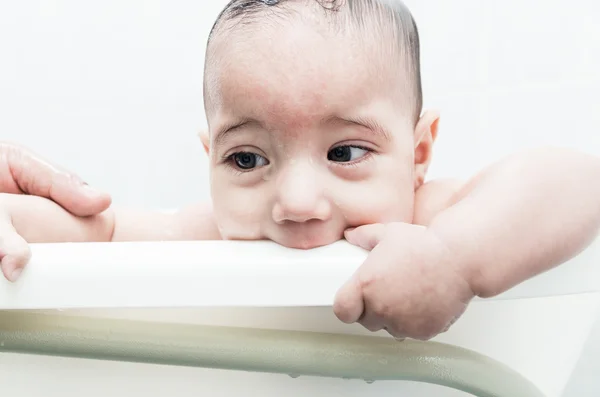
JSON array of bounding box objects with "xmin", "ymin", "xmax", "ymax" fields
[
  {"xmin": 211, "ymin": 182, "xmax": 268, "ymax": 240},
  {"xmin": 337, "ymin": 180, "xmax": 414, "ymax": 226}
]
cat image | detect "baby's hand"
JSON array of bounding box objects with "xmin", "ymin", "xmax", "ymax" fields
[
  {"xmin": 334, "ymin": 222, "xmax": 475, "ymax": 340},
  {"xmin": 0, "ymin": 197, "xmax": 31, "ymax": 282},
  {"xmin": 0, "ymin": 193, "xmax": 115, "ymax": 282}
]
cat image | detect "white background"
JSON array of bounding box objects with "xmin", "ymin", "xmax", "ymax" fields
[{"xmin": 0, "ymin": 0, "xmax": 599, "ymax": 395}]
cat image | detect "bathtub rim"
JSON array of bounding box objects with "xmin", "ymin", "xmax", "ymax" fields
[{"xmin": 0, "ymin": 238, "xmax": 599, "ymax": 310}]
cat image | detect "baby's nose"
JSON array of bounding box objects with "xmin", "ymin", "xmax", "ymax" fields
[
  {"xmin": 272, "ymin": 197, "xmax": 331, "ymax": 224},
  {"xmin": 272, "ymin": 163, "xmax": 332, "ymax": 224}
]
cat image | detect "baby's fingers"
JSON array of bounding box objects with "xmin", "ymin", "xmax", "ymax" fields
[
  {"xmin": 0, "ymin": 214, "xmax": 31, "ymax": 282},
  {"xmin": 333, "ymin": 274, "xmax": 364, "ymax": 324}
]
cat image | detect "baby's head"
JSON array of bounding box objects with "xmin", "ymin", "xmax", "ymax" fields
[{"xmin": 201, "ymin": 0, "xmax": 439, "ymax": 249}]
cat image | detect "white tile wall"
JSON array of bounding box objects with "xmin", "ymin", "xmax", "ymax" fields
[
  {"xmin": 407, "ymin": 0, "xmax": 488, "ymax": 96},
  {"xmin": 486, "ymin": 0, "xmax": 600, "ymax": 88},
  {"xmin": 0, "ymin": 0, "xmax": 599, "ymax": 395}
]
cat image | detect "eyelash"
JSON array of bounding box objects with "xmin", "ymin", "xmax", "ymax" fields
[
  {"xmin": 224, "ymin": 163, "xmax": 246, "ymax": 176},
  {"xmin": 222, "ymin": 152, "xmax": 258, "ymax": 175},
  {"xmin": 330, "ymin": 144, "xmax": 374, "ymax": 167},
  {"xmin": 222, "ymin": 144, "xmax": 375, "ymax": 174}
]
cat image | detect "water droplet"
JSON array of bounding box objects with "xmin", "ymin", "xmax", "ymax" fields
[
  {"xmin": 288, "ymin": 374, "xmax": 300, "ymax": 379},
  {"xmin": 1, "ymin": 341, "xmax": 5, "ymax": 347},
  {"xmin": 364, "ymin": 379, "xmax": 375, "ymax": 384}
]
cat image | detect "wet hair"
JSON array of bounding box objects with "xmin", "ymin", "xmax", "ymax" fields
[{"xmin": 204, "ymin": 0, "xmax": 423, "ymax": 122}]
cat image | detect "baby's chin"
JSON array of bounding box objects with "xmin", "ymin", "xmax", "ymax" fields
[
  {"xmin": 220, "ymin": 225, "xmax": 345, "ymax": 250},
  {"xmin": 267, "ymin": 226, "xmax": 345, "ymax": 250},
  {"xmin": 271, "ymin": 235, "xmax": 340, "ymax": 250}
]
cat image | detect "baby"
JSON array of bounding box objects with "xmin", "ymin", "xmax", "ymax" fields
[{"xmin": 1, "ymin": 0, "xmax": 600, "ymax": 340}]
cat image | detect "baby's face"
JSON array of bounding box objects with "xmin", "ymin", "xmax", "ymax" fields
[{"xmin": 203, "ymin": 16, "xmax": 435, "ymax": 249}]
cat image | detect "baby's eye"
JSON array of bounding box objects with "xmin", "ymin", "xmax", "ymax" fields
[
  {"xmin": 231, "ymin": 152, "xmax": 269, "ymax": 170},
  {"xmin": 327, "ymin": 145, "xmax": 369, "ymax": 162}
]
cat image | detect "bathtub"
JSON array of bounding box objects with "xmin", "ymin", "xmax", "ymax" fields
[{"xmin": 1, "ymin": 238, "xmax": 599, "ymax": 397}]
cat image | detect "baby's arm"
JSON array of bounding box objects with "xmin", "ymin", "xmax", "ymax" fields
[
  {"xmin": 414, "ymin": 147, "xmax": 600, "ymax": 298},
  {"xmin": 0, "ymin": 194, "xmax": 220, "ymax": 281},
  {"xmin": 110, "ymin": 203, "xmax": 221, "ymax": 242}
]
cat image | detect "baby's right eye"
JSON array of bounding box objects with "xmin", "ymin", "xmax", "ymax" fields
[{"xmin": 230, "ymin": 152, "xmax": 269, "ymax": 171}]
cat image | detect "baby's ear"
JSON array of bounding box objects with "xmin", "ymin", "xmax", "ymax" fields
[
  {"xmin": 198, "ymin": 130, "xmax": 210, "ymax": 155},
  {"xmin": 413, "ymin": 110, "xmax": 440, "ymax": 190}
]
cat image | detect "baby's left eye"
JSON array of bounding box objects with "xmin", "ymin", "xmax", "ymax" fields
[{"xmin": 327, "ymin": 145, "xmax": 369, "ymax": 162}]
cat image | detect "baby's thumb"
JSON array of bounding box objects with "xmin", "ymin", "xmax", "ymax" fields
[
  {"xmin": 0, "ymin": 217, "xmax": 31, "ymax": 282},
  {"xmin": 333, "ymin": 274, "xmax": 364, "ymax": 324},
  {"xmin": 344, "ymin": 223, "xmax": 387, "ymax": 251}
]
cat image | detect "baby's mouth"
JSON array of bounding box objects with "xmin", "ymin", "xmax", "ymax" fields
[{"xmin": 273, "ymin": 223, "xmax": 344, "ymax": 250}]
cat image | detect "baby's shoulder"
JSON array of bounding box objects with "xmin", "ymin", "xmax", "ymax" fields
[{"xmin": 413, "ymin": 178, "xmax": 464, "ymax": 226}]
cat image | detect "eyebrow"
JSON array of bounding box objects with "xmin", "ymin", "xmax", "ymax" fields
[
  {"xmin": 328, "ymin": 115, "xmax": 393, "ymax": 142},
  {"xmin": 213, "ymin": 114, "xmax": 393, "ymax": 147},
  {"xmin": 213, "ymin": 118, "xmax": 258, "ymax": 148}
]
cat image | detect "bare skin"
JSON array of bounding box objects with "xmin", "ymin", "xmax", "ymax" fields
[
  {"xmin": 1, "ymin": 146, "xmax": 600, "ymax": 341},
  {"xmin": 0, "ymin": 142, "xmax": 111, "ymax": 216},
  {"xmin": 1, "ymin": 3, "xmax": 600, "ymax": 340}
]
